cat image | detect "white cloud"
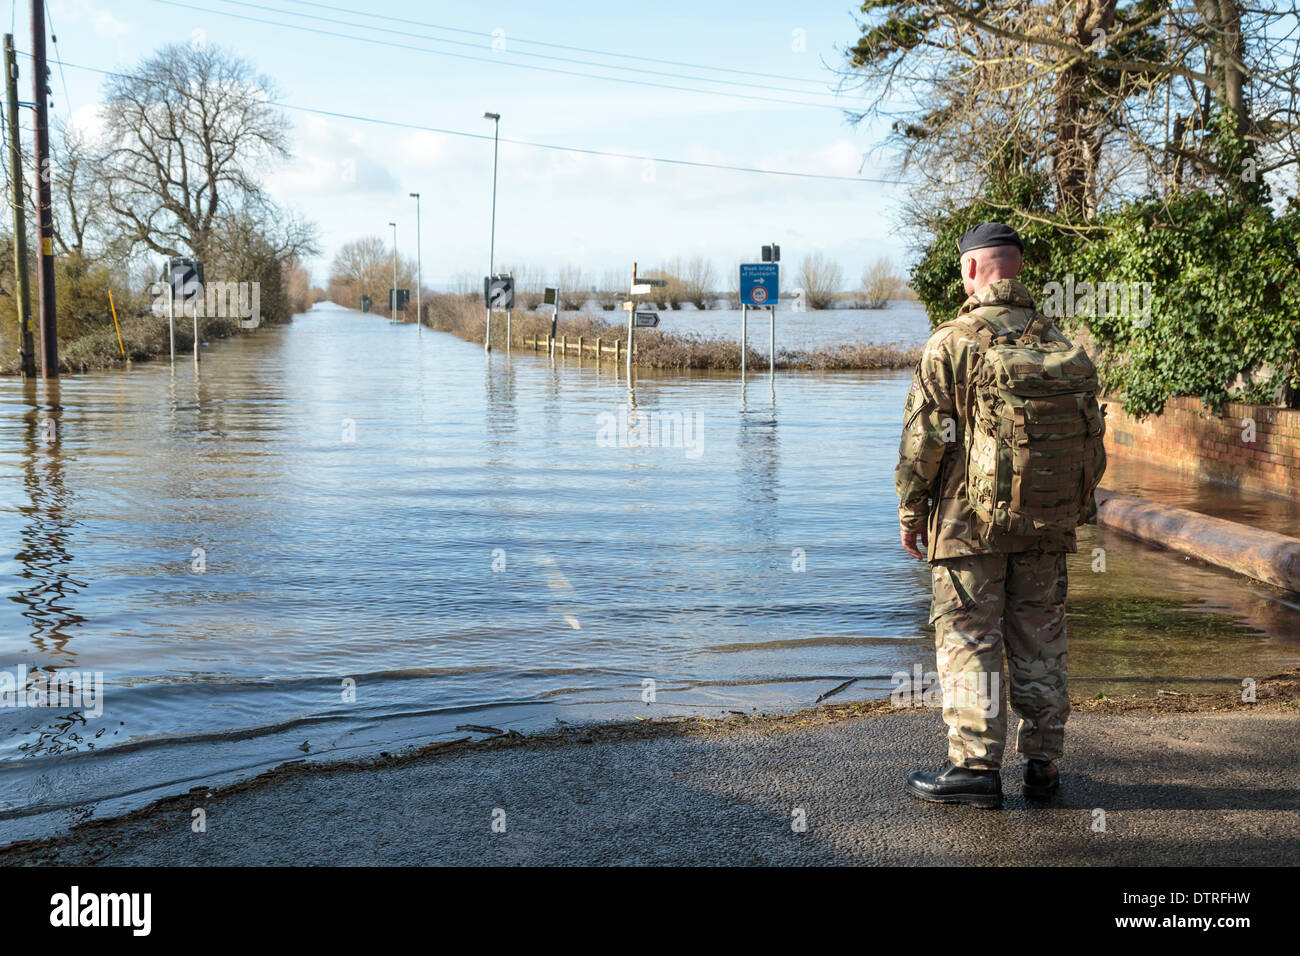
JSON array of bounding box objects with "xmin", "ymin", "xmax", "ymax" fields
[
  {"xmin": 92, "ymin": 9, "xmax": 128, "ymax": 39},
  {"xmin": 51, "ymin": 2, "xmax": 128, "ymax": 39}
]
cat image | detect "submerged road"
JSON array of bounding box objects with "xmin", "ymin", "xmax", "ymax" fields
[{"xmin": 6, "ymin": 689, "xmax": 1298, "ymax": 866}]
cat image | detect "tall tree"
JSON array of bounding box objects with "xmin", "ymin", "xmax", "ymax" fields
[
  {"xmin": 844, "ymin": 0, "xmax": 1300, "ymax": 225},
  {"xmin": 798, "ymin": 251, "xmax": 844, "ymax": 310},
  {"xmin": 328, "ymin": 236, "xmax": 414, "ymax": 311},
  {"xmin": 100, "ymin": 43, "xmax": 292, "ymax": 262}
]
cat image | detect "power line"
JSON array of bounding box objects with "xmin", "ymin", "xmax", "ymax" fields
[
  {"xmin": 281, "ymin": 103, "xmax": 901, "ymax": 183},
  {"xmin": 31, "ymin": 54, "xmax": 903, "ymax": 184},
  {"xmin": 210, "ymin": 0, "xmax": 839, "ymax": 99},
  {"xmin": 274, "ymin": 0, "xmax": 831, "ymax": 86},
  {"xmin": 147, "ymin": 0, "xmax": 850, "ymax": 112},
  {"xmin": 44, "ymin": 0, "xmax": 72, "ymax": 118}
]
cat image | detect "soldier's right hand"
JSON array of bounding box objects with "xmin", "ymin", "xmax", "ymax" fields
[{"xmin": 900, "ymin": 526, "xmax": 927, "ymax": 560}]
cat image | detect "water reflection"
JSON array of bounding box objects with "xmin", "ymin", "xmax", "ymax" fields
[
  {"xmin": 485, "ymin": 353, "xmax": 518, "ymax": 459},
  {"xmin": 736, "ymin": 391, "xmax": 780, "ymax": 547},
  {"xmin": 2, "ymin": 306, "xmax": 1298, "ymax": 835},
  {"xmin": 12, "ymin": 380, "xmax": 86, "ymax": 657}
]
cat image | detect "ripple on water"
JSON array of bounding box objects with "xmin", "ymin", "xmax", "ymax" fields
[{"xmin": 1, "ymin": 304, "xmax": 1297, "ymax": 836}]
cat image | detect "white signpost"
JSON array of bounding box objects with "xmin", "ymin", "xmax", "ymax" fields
[
  {"xmin": 484, "ymin": 274, "xmax": 514, "ymax": 353},
  {"xmin": 544, "ymin": 286, "xmax": 559, "ymax": 357},
  {"xmin": 626, "ymin": 263, "xmax": 665, "ymax": 379}
]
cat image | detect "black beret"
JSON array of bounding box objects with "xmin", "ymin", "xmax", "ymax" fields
[{"xmin": 957, "ymin": 221, "xmax": 1023, "ymax": 254}]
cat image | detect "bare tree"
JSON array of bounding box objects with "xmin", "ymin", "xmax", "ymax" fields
[
  {"xmin": 211, "ymin": 206, "xmax": 318, "ymax": 315},
  {"xmin": 50, "ymin": 120, "xmax": 109, "ymax": 259},
  {"xmin": 597, "ymin": 269, "xmax": 624, "ymax": 310},
  {"xmin": 724, "ymin": 260, "xmax": 740, "ymax": 308},
  {"xmin": 798, "ymin": 252, "xmax": 843, "ymax": 310},
  {"xmin": 557, "ymin": 266, "xmax": 587, "ymax": 310},
  {"xmin": 451, "ymin": 271, "xmax": 478, "ymax": 297},
  {"xmin": 680, "ymin": 256, "xmax": 717, "ymax": 309},
  {"xmin": 860, "ymin": 257, "xmax": 902, "ymax": 309},
  {"xmin": 285, "ymin": 258, "xmax": 314, "ymax": 315},
  {"xmin": 842, "ymin": 1, "xmax": 1300, "ymax": 226},
  {"xmin": 100, "ymin": 44, "xmax": 293, "ymax": 262},
  {"xmin": 328, "ymin": 236, "xmax": 388, "ymax": 309},
  {"xmin": 504, "ymin": 264, "xmax": 544, "ymax": 309},
  {"xmin": 644, "ymin": 263, "xmax": 681, "ymax": 310}
]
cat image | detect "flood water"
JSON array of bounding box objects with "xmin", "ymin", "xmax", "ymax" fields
[{"xmin": 2, "ymin": 303, "xmax": 1298, "ymax": 841}]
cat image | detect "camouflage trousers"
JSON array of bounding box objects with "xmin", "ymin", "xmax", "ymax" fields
[{"xmin": 929, "ymin": 549, "xmax": 1069, "ymax": 770}]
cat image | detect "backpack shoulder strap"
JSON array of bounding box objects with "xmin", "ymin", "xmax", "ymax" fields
[
  {"xmin": 938, "ymin": 311, "xmax": 1000, "ymax": 346},
  {"xmin": 1019, "ymin": 311, "xmax": 1052, "ymax": 344},
  {"xmin": 936, "ymin": 312, "xmax": 1002, "ymax": 445}
]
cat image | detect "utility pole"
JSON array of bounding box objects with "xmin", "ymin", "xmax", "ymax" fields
[
  {"xmin": 409, "ymin": 192, "xmax": 422, "ymax": 333},
  {"xmin": 483, "ymin": 111, "xmax": 500, "ymax": 352},
  {"xmin": 30, "ymin": 0, "xmax": 56, "ymax": 378},
  {"xmin": 4, "ymin": 35, "xmax": 34, "ymax": 378}
]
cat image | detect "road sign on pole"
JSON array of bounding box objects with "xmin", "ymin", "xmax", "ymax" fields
[
  {"xmin": 165, "ymin": 257, "xmax": 203, "ymax": 365},
  {"xmin": 633, "ymin": 311, "xmax": 659, "ymax": 328},
  {"xmin": 544, "ymin": 286, "xmax": 559, "ymax": 355},
  {"xmin": 484, "ymin": 274, "xmax": 514, "ymax": 311},
  {"xmin": 740, "ymin": 263, "xmax": 778, "ymax": 307}
]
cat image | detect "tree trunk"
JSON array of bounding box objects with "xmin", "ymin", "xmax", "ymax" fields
[
  {"xmin": 1050, "ymin": 0, "xmax": 1117, "ymax": 218},
  {"xmin": 1194, "ymin": 0, "xmax": 1248, "ymax": 135}
]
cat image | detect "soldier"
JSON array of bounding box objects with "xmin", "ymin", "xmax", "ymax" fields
[{"xmin": 896, "ymin": 221, "xmax": 1103, "ymax": 809}]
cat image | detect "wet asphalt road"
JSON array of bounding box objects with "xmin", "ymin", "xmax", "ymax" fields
[{"xmin": 6, "ymin": 708, "xmax": 1298, "ymax": 866}]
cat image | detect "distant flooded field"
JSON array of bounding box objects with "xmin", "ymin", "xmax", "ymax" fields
[{"xmin": 591, "ymin": 300, "xmax": 932, "ymax": 351}]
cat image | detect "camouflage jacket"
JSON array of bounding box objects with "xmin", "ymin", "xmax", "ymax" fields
[{"xmin": 895, "ymin": 279, "xmax": 1077, "ymax": 561}]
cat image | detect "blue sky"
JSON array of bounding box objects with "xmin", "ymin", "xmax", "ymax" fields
[{"xmin": 32, "ymin": 0, "xmax": 908, "ymax": 288}]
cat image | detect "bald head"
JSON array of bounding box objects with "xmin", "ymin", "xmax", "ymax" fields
[{"xmin": 960, "ymin": 245, "xmax": 1023, "ymax": 295}]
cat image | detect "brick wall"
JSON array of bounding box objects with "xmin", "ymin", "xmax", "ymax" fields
[{"xmin": 1102, "ymin": 396, "xmax": 1300, "ymax": 498}]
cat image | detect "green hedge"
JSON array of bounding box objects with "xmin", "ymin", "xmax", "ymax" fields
[{"xmin": 910, "ymin": 178, "xmax": 1300, "ymax": 415}]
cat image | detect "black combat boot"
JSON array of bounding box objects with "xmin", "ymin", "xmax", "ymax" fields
[
  {"xmin": 906, "ymin": 761, "xmax": 1002, "ymax": 809},
  {"xmin": 1022, "ymin": 759, "xmax": 1059, "ymax": 799}
]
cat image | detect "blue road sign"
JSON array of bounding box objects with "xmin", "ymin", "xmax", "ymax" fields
[{"xmin": 740, "ymin": 263, "xmax": 778, "ymax": 307}]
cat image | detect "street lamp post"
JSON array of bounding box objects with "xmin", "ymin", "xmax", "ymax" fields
[
  {"xmin": 483, "ymin": 111, "xmax": 500, "ymax": 352},
  {"xmin": 388, "ymin": 221, "xmax": 398, "ymax": 322},
  {"xmin": 409, "ymin": 192, "xmax": 422, "ymax": 334}
]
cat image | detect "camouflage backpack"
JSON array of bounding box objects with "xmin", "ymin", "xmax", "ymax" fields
[{"xmin": 950, "ymin": 307, "xmax": 1107, "ymax": 536}]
